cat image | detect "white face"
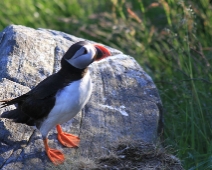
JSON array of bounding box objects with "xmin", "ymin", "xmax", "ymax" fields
[{"xmin": 66, "ymin": 44, "xmax": 96, "ymax": 69}]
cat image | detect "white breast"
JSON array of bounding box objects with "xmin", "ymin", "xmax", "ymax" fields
[{"xmin": 40, "ymin": 71, "xmax": 92, "ymax": 138}]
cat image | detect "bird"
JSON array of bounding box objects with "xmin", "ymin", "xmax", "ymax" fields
[{"xmin": 0, "ymin": 41, "xmax": 111, "ymax": 165}]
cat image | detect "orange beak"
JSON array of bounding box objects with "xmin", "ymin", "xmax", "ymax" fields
[{"xmin": 94, "ymin": 44, "xmax": 111, "ymax": 61}]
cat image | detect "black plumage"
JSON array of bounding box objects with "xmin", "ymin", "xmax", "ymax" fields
[
  {"xmin": 1, "ymin": 42, "xmax": 88, "ymax": 126},
  {"xmin": 0, "ymin": 41, "xmax": 111, "ymax": 165}
]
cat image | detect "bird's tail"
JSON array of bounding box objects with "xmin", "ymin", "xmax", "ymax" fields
[
  {"xmin": 0, "ymin": 98, "xmax": 13, "ymax": 108},
  {"xmin": 0, "ymin": 98, "xmax": 21, "ymax": 121},
  {"xmin": 0, "ymin": 98, "xmax": 20, "ymax": 120},
  {"xmin": 1, "ymin": 109, "xmax": 20, "ymax": 120},
  {"xmin": 0, "ymin": 96, "xmax": 35, "ymax": 126},
  {"xmin": 0, "ymin": 94, "xmax": 27, "ymax": 108},
  {"xmin": 1, "ymin": 108, "xmax": 35, "ymax": 126}
]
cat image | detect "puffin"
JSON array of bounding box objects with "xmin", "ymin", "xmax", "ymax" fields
[{"xmin": 0, "ymin": 41, "xmax": 111, "ymax": 165}]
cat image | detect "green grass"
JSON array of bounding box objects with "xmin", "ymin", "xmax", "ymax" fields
[{"xmin": 0, "ymin": 0, "xmax": 212, "ymax": 169}]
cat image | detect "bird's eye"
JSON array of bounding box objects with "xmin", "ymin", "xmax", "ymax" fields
[{"xmin": 83, "ymin": 48, "xmax": 88, "ymax": 54}]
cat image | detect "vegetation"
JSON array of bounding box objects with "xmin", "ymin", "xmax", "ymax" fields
[
  {"xmin": 65, "ymin": 139, "xmax": 183, "ymax": 169},
  {"xmin": 0, "ymin": 0, "xmax": 212, "ymax": 169}
]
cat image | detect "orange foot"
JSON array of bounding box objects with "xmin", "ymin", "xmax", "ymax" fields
[
  {"xmin": 56, "ymin": 124, "xmax": 80, "ymax": 147},
  {"xmin": 44, "ymin": 139, "xmax": 65, "ymax": 165}
]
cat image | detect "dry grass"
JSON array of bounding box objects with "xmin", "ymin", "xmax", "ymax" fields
[
  {"xmin": 96, "ymin": 139, "xmax": 183, "ymax": 170},
  {"xmin": 66, "ymin": 139, "xmax": 183, "ymax": 170}
]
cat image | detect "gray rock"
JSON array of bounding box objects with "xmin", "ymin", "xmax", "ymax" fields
[
  {"xmin": 0, "ymin": 26, "xmax": 55, "ymax": 88},
  {"xmin": 0, "ymin": 25, "xmax": 163, "ymax": 169}
]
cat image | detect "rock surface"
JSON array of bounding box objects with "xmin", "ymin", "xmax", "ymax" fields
[{"xmin": 0, "ymin": 25, "xmax": 163, "ymax": 169}]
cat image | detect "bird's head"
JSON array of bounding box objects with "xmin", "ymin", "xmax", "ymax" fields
[{"xmin": 62, "ymin": 41, "xmax": 111, "ymax": 69}]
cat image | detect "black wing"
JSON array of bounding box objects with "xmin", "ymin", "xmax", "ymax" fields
[
  {"xmin": 1, "ymin": 73, "xmax": 72, "ymax": 120},
  {"xmin": 0, "ymin": 60, "xmax": 86, "ymax": 121}
]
